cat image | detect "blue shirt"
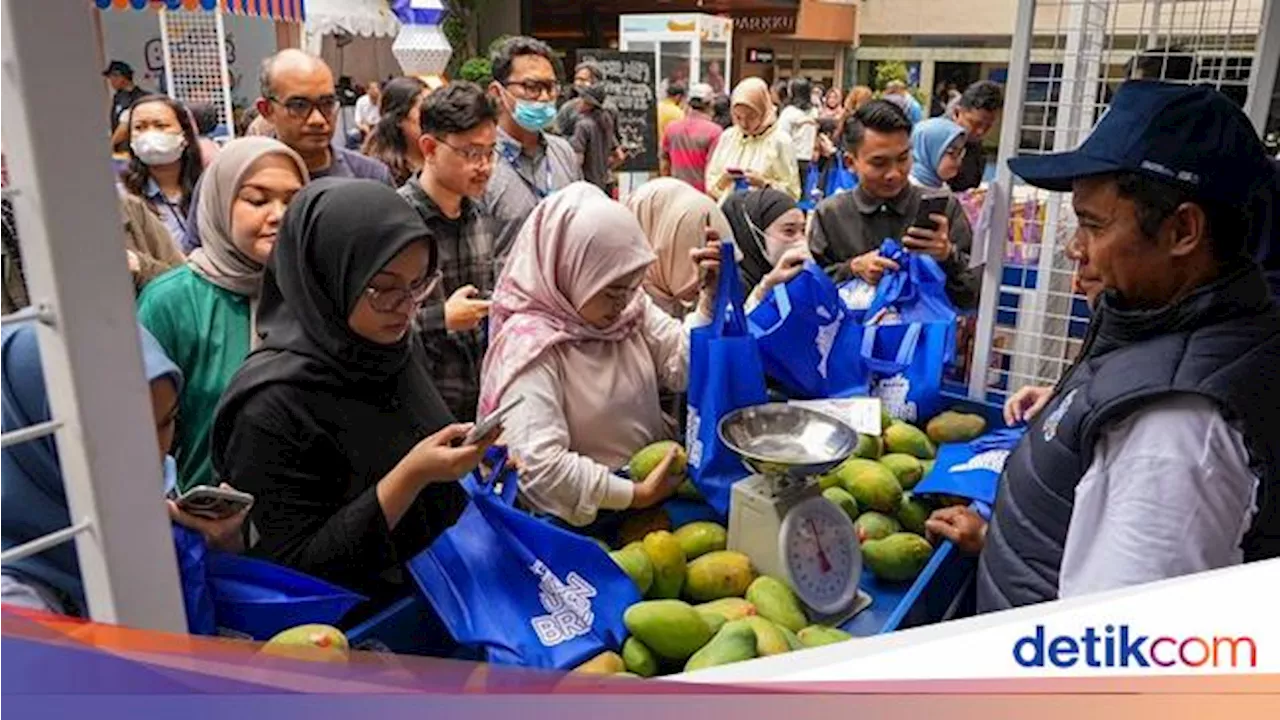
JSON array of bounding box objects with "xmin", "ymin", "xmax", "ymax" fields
[
  {"xmin": 310, "ymin": 146, "xmax": 394, "ymax": 185},
  {"xmin": 142, "ymin": 178, "xmax": 193, "ymax": 252}
]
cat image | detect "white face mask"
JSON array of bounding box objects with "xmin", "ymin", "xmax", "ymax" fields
[{"xmin": 131, "ymin": 130, "xmax": 186, "ymax": 166}]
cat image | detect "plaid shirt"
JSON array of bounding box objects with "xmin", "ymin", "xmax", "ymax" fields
[{"xmin": 398, "ymin": 176, "xmax": 496, "ymax": 422}]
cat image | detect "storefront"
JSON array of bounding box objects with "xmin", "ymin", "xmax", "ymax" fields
[{"xmin": 732, "ymin": 0, "xmax": 857, "ymax": 91}]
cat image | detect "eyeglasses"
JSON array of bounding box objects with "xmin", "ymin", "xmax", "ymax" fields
[
  {"xmin": 268, "ymin": 95, "xmax": 339, "ymax": 120},
  {"xmin": 505, "ymin": 79, "xmax": 559, "ymax": 100},
  {"xmin": 435, "ymin": 137, "xmax": 499, "ymax": 166},
  {"xmin": 944, "ymin": 144, "xmax": 968, "ymax": 159},
  {"xmin": 364, "ymin": 270, "xmax": 442, "ymax": 313}
]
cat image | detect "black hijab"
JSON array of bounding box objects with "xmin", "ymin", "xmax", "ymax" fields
[{"xmin": 722, "ymin": 188, "xmax": 798, "ymax": 289}]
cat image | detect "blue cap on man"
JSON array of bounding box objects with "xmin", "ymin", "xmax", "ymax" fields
[{"xmin": 1008, "ymin": 81, "xmax": 1272, "ymax": 207}]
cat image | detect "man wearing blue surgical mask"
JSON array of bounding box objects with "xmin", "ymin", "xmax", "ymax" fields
[{"xmin": 485, "ymin": 36, "xmax": 582, "ymax": 265}]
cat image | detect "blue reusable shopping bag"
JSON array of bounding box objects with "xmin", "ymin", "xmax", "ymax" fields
[
  {"xmin": 914, "ymin": 428, "xmax": 1026, "ymax": 506},
  {"xmin": 860, "ymin": 240, "xmax": 958, "ymax": 423},
  {"xmin": 825, "ymin": 162, "xmax": 857, "ymax": 197},
  {"xmin": 686, "ymin": 241, "xmax": 769, "ymax": 517},
  {"xmin": 799, "ymin": 162, "xmax": 823, "ymax": 211},
  {"xmin": 409, "ymin": 459, "xmax": 640, "ymax": 670},
  {"xmin": 748, "ymin": 261, "xmax": 868, "ymax": 400},
  {"xmin": 204, "ymin": 552, "xmax": 366, "ymax": 640},
  {"xmin": 172, "ymin": 524, "xmax": 217, "ymax": 636}
]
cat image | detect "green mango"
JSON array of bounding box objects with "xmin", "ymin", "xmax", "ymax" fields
[
  {"xmin": 684, "ymin": 619, "xmax": 758, "ymax": 672},
  {"xmin": 697, "ymin": 609, "xmax": 728, "ymax": 634},
  {"xmin": 853, "ymin": 511, "xmax": 901, "ymax": 542},
  {"xmin": 574, "ymin": 651, "xmax": 625, "ymax": 674},
  {"xmin": 896, "ymin": 493, "xmax": 931, "ymax": 536},
  {"xmin": 629, "ymin": 441, "xmax": 687, "ymax": 482},
  {"xmin": 642, "ymin": 531, "xmax": 687, "ymax": 599},
  {"xmin": 883, "ymin": 423, "xmax": 936, "ymax": 460},
  {"xmin": 623, "ymin": 600, "xmax": 714, "ymax": 661},
  {"xmin": 835, "ymin": 459, "xmax": 903, "ymax": 513},
  {"xmin": 621, "ymin": 637, "xmax": 659, "ymax": 677},
  {"xmin": 684, "ymin": 550, "xmax": 756, "ymax": 602},
  {"xmin": 879, "ymin": 453, "xmax": 925, "ymax": 490},
  {"xmin": 879, "ymin": 404, "xmax": 894, "ymax": 433},
  {"xmin": 822, "ymin": 486, "xmax": 859, "ymax": 521},
  {"xmin": 744, "ymin": 576, "xmax": 807, "ymax": 633},
  {"xmin": 675, "ymin": 478, "xmax": 703, "ymax": 501},
  {"xmin": 609, "ymin": 545, "xmax": 654, "ymax": 595},
  {"xmin": 695, "ymin": 597, "xmax": 757, "ymax": 623},
  {"xmin": 862, "ymin": 533, "xmax": 935, "ymax": 583},
  {"xmin": 926, "ymin": 411, "xmax": 987, "ymax": 445},
  {"xmin": 743, "ymin": 616, "xmax": 791, "ymax": 656},
  {"xmin": 673, "ymin": 521, "xmax": 728, "ymax": 560},
  {"xmin": 853, "ymin": 433, "xmax": 884, "ymax": 460},
  {"xmin": 779, "ymin": 625, "xmax": 803, "ymax": 651},
  {"xmin": 797, "ymin": 625, "xmax": 853, "ymax": 648}
]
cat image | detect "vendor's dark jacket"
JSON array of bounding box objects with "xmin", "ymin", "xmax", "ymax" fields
[
  {"xmin": 809, "ymin": 184, "xmax": 981, "ymax": 309},
  {"xmin": 978, "ymin": 264, "xmax": 1280, "ymax": 612}
]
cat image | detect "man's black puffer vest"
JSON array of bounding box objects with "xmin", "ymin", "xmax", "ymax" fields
[{"xmin": 977, "ymin": 264, "xmax": 1280, "ymax": 612}]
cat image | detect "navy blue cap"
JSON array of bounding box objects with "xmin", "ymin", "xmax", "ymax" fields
[
  {"xmin": 1009, "ymin": 81, "xmax": 1271, "ymax": 206},
  {"xmin": 102, "ymin": 60, "xmax": 133, "ymax": 78}
]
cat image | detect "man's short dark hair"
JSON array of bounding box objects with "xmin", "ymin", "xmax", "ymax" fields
[
  {"xmin": 667, "ymin": 83, "xmax": 686, "ymax": 99},
  {"xmin": 844, "ymin": 99, "xmax": 912, "ymax": 154},
  {"xmin": 491, "ymin": 36, "xmax": 561, "ymax": 85},
  {"xmin": 419, "ymin": 81, "xmax": 499, "ymax": 136},
  {"xmin": 958, "ymin": 81, "xmax": 1004, "ymax": 113},
  {"xmin": 575, "ymin": 61, "xmax": 602, "ymax": 84},
  {"xmin": 1111, "ymin": 171, "xmax": 1244, "ymax": 261}
]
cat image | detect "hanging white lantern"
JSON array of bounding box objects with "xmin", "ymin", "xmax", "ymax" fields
[{"xmin": 392, "ymin": 0, "xmax": 452, "ymax": 77}]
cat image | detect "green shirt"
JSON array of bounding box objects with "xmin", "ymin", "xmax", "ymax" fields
[{"xmin": 137, "ymin": 266, "xmax": 251, "ymax": 492}]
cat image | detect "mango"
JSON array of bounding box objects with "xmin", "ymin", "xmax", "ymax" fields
[
  {"xmin": 609, "ymin": 545, "xmax": 654, "ymax": 595},
  {"xmin": 623, "ymin": 599, "xmax": 714, "ymax": 661},
  {"xmin": 684, "ymin": 619, "xmax": 757, "ymax": 672},
  {"xmin": 853, "ymin": 511, "xmax": 901, "ymax": 542},
  {"xmin": 879, "ymin": 453, "xmax": 924, "ymax": 490},
  {"xmin": 675, "ymin": 478, "xmax": 703, "ymax": 501},
  {"xmin": 779, "ymin": 625, "xmax": 803, "ymax": 651},
  {"xmin": 642, "ymin": 530, "xmax": 686, "ymax": 599},
  {"xmin": 896, "ymin": 493, "xmax": 930, "ymax": 536},
  {"xmin": 614, "ymin": 672, "xmax": 640, "ymax": 678},
  {"xmin": 629, "ymin": 441, "xmax": 687, "ymax": 482},
  {"xmin": 697, "ymin": 609, "xmax": 728, "ymax": 634},
  {"xmin": 822, "ymin": 486, "xmax": 859, "ymax": 521},
  {"xmin": 745, "ymin": 576, "xmax": 807, "ymax": 633},
  {"xmin": 835, "ymin": 459, "xmax": 903, "ymax": 513},
  {"xmin": 797, "ymin": 625, "xmax": 853, "ymax": 648},
  {"xmin": 695, "ymin": 597, "xmax": 757, "ymax": 623},
  {"xmin": 853, "ymin": 433, "xmax": 884, "ymax": 460},
  {"xmin": 743, "ymin": 616, "xmax": 791, "ymax": 656},
  {"xmin": 684, "ymin": 550, "xmax": 755, "ymax": 602},
  {"xmin": 621, "ymin": 637, "xmax": 659, "ymax": 677},
  {"xmin": 862, "ymin": 533, "xmax": 934, "ymax": 583},
  {"xmin": 883, "ymin": 422, "xmax": 935, "ymax": 460},
  {"xmin": 880, "ymin": 404, "xmax": 894, "ymax": 432},
  {"xmin": 674, "ymin": 521, "xmax": 728, "ymax": 560},
  {"xmin": 260, "ymin": 624, "xmax": 349, "ymax": 663},
  {"xmin": 926, "ymin": 411, "xmax": 987, "ymax": 445},
  {"xmin": 617, "ymin": 508, "xmax": 671, "ymax": 547},
  {"xmin": 574, "ymin": 651, "xmax": 625, "ymax": 674}
]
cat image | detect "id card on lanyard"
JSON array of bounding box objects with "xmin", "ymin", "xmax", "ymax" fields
[{"xmin": 500, "ymin": 142, "xmax": 556, "ymax": 200}]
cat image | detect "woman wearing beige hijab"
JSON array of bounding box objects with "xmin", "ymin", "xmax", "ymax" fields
[
  {"xmin": 704, "ymin": 77, "xmax": 801, "ymax": 201},
  {"xmin": 479, "ymin": 183, "xmax": 721, "ymax": 527},
  {"xmin": 626, "ymin": 178, "xmax": 733, "ymax": 318},
  {"xmin": 137, "ymin": 138, "xmax": 308, "ymax": 492}
]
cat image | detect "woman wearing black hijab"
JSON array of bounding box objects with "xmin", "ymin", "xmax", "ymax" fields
[
  {"xmin": 211, "ymin": 178, "xmax": 497, "ymax": 617},
  {"xmin": 722, "ymin": 188, "xmax": 810, "ymax": 308}
]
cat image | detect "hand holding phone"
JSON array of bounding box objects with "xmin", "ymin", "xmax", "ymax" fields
[
  {"xmin": 910, "ymin": 193, "xmax": 950, "ymax": 233},
  {"xmin": 174, "ymin": 485, "xmax": 254, "ymax": 520},
  {"xmin": 904, "ymin": 193, "xmax": 954, "ymax": 263}
]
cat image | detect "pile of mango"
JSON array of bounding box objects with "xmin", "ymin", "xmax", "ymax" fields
[
  {"xmin": 817, "ymin": 409, "xmax": 987, "ymax": 584},
  {"xmin": 589, "ymin": 523, "xmax": 853, "ymax": 677}
]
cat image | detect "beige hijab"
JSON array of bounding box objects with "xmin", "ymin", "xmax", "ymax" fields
[
  {"xmin": 731, "ymin": 77, "xmax": 777, "ymax": 136},
  {"xmin": 187, "ymin": 138, "xmax": 307, "ymax": 344},
  {"xmin": 626, "ymin": 178, "xmax": 731, "ymax": 317}
]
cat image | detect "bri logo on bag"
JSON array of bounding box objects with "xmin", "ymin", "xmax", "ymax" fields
[
  {"xmin": 686, "ymin": 407, "xmax": 704, "ymax": 469},
  {"xmin": 814, "ymin": 305, "xmax": 840, "ymax": 380},
  {"xmin": 877, "ymin": 376, "xmax": 917, "ymax": 422},
  {"xmin": 949, "ymin": 450, "xmax": 1012, "ymax": 474},
  {"xmin": 1042, "ymin": 388, "xmax": 1078, "ymax": 443},
  {"xmin": 528, "ymin": 560, "xmax": 598, "ymax": 647}
]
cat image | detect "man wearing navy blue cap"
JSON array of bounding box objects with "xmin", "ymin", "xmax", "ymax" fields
[
  {"xmin": 103, "ymin": 60, "xmax": 147, "ymax": 134},
  {"xmin": 925, "ymin": 81, "xmax": 1280, "ymax": 612}
]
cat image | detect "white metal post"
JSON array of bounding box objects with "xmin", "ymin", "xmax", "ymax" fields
[
  {"xmin": 1, "ymin": 0, "xmax": 187, "ymax": 633},
  {"xmin": 967, "ymin": 0, "xmax": 1038, "ymax": 400},
  {"xmin": 1245, "ymin": 0, "xmax": 1280, "ymax": 134}
]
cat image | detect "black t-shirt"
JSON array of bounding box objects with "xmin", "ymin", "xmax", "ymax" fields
[{"xmin": 110, "ymin": 86, "xmax": 148, "ymax": 132}]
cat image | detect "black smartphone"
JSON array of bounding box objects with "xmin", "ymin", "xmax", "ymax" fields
[{"xmin": 912, "ymin": 193, "xmax": 950, "ymax": 232}]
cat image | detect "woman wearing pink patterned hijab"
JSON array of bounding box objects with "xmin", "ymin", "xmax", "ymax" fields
[{"xmin": 481, "ymin": 182, "xmax": 719, "ymax": 526}]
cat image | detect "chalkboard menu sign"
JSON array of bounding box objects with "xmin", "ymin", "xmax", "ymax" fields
[{"xmin": 576, "ymin": 50, "xmax": 658, "ymax": 172}]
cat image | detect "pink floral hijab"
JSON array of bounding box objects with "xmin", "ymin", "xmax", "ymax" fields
[{"xmin": 479, "ymin": 183, "xmax": 658, "ymax": 415}]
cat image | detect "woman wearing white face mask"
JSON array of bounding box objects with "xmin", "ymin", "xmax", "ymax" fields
[
  {"xmin": 723, "ymin": 188, "xmax": 811, "ymax": 311},
  {"xmin": 120, "ymin": 96, "xmax": 204, "ymax": 251}
]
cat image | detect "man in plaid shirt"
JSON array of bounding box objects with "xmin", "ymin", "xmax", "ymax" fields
[{"xmin": 398, "ymin": 82, "xmax": 500, "ymax": 422}]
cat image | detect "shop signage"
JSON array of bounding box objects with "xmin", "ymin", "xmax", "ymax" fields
[
  {"xmin": 733, "ymin": 12, "xmax": 798, "ymax": 35},
  {"xmin": 746, "ymin": 48, "xmax": 775, "ymax": 64},
  {"xmin": 576, "ymin": 50, "xmax": 659, "ymax": 173}
]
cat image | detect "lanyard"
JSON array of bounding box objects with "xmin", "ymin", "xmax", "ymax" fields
[
  {"xmin": 156, "ymin": 195, "xmax": 189, "ymax": 237},
  {"xmin": 501, "ymin": 142, "xmax": 555, "ymax": 200}
]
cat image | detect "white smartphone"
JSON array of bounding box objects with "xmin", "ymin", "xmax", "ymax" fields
[
  {"xmin": 465, "ymin": 395, "xmax": 525, "ymax": 445},
  {"xmin": 174, "ymin": 485, "xmax": 254, "ymax": 520}
]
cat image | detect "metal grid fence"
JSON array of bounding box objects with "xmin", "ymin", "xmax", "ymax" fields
[{"xmin": 161, "ymin": 8, "xmax": 236, "ymax": 138}]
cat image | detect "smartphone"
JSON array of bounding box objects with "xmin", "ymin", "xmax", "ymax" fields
[
  {"xmin": 725, "ymin": 167, "xmax": 745, "ymax": 177},
  {"xmin": 174, "ymin": 485, "xmax": 254, "ymax": 520},
  {"xmin": 465, "ymin": 395, "xmax": 525, "ymax": 445},
  {"xmin": 912, "ymin": 193, "xmax": 950, "ymax": 232}
]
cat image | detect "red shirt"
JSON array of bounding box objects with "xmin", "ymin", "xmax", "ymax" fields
[{"xmin": 660, "ymin": 114, "xmax": 723, "ymax": 193}]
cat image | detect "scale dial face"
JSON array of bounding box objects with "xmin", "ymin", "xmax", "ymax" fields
[{"xmin": 778, "ymin": 496, "xmax": 860, "ymax": 616}]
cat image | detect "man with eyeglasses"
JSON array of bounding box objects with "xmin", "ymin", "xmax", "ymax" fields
[
  {"xmin": 255, "ymin": 50, "xmax": 392, "ymax": 184},
  {"xmin": 484, "ymin": 36, "xmax": 582, "ymax": 264},
  {"xmin": 397, "ymin": 82, "xmax": 500, "ymax": 422}
]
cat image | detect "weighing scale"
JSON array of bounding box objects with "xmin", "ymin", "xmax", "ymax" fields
[{"xmin": 719, "ymin": 404, "xmax": 872, "ymax": 627}]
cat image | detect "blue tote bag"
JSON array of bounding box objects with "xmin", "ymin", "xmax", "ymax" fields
[
  {"xmin": 173, "ymin": 524, "xmax": 217, "ymax": 636},
  {"xmin": 687, "ymin": 241, "xmax": 769, "ymax": 517},
  {"xmin": 748, "ymin": 261, "xmax": 868, "ymax": 400},
  {"xmin": 205, "ymin": 552, "xmax": 366, "ymax": 640},
  {"xmin": 915, "ymin": 428, "xmax": 1026, "ymax": 505},
  {"xmin": 410, "ymin": 459, "xmax": 639, "ymax": 669}
]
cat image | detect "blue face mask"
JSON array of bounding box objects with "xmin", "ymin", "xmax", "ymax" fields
[{"xmin": 511, "ymin": 98, "xmax": 558, "ymax": 132}]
